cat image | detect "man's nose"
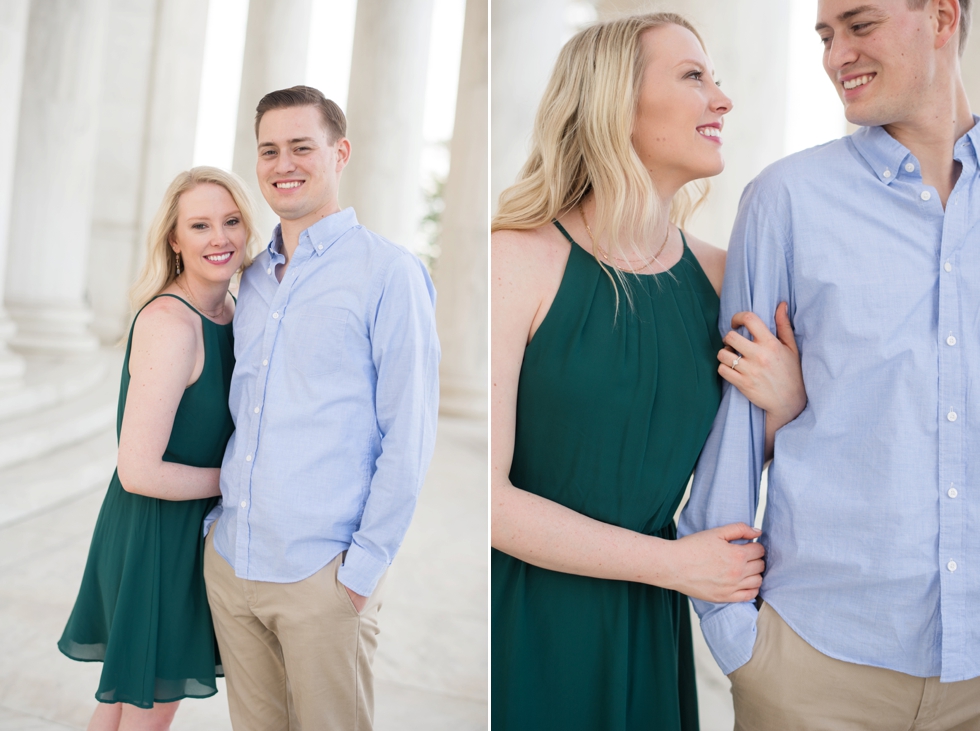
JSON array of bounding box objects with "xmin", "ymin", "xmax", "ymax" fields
[{"xmin": 826, "ymin": 35, "xmax": 858, "ymax": 71}]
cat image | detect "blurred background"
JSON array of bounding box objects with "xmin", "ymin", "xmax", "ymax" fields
[
  {"xmin": 492, "ymin": 0, "xmax": 980, "ymax": 728},
  {"xmin": 0, "ymin": 1, "xmax": 486, "ymax": 729}
]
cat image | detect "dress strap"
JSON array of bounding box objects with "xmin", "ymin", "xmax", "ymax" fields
[{"xmin": 552, "ymin": 219, "xmax": 579, "ymax": 246}]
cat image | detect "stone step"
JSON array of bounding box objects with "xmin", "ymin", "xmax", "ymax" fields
[
  {"xmin": 0, "ymin": 351, "xmax": 122, "ymax": 473},
  {"xmin": 0, "ymin": 425, "xmax": 117, "ymax": 529},
  {"xmin": 0, "ymin": 350, "xmax": 115, "ymax": 421}
]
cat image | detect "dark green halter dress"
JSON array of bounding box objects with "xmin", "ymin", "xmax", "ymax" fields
[
  {"xmin": 491, "ymin": 223, "xmax": 724, "ymax": 731},
  {"xmin": 58, "ymin": 294, "xmax": 234, "ymax": 708}
]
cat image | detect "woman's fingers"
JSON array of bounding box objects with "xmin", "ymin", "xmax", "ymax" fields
[
  {"xmin": 722, "ymin": 329, "xmax": 757, "ymax": 358},
  {"xmin": 731, "ymin": 310, "xmax": 777, "ymax": 344},
  {"xmin": 774, "ymin": 302, "xmax": 798, "ymax": 355}
]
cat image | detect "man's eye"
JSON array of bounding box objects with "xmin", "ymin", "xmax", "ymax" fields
[
  {"xmin": 851, "ymin": 23, "xmax": 872, "ymax": 33},
  {"xmin": 261, "ymin": 150, "xmax": 276, "ymax": 156},
  {"xmin": 819, "ymin": 35, "xmax": 832, "ymax": 46}
]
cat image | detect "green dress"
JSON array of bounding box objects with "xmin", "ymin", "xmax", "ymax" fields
[
  {"xmin": 58, "ymin": 294, "xmax": 234, "ymax": 708},
  {"xmin": 491, "ymin": 223, "xmax": 724, "ymax": 730}
]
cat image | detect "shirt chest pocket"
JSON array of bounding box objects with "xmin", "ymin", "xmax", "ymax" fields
[{"xmin": 283, "ymin": 306, "xmax": 350, "ymax": 377}]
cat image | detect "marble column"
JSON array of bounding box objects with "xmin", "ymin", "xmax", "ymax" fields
[
  {"xmin": 490, "ymin": 0, "xmax": 568, "ymax": 214},
  {"xmin": 593, "ymin": 0, "xmax": 792, "ymax": 248},
  {"xmin": 85, "ymin": 0, "xmax": 159, "ymax": 343},
  {"xmin": 342, "ymin": 0, "xmax": 434, "ymax": 248},
  {"xmin": 0, "ymin": 3, "xmax": 29, "ymax": 381},
  {"xmin": 962, "ymin": 30, "xmax": 980, "ymax": 113},
  {"xmin": 232, "ymin": 0, "xmax": 313, "ymax": 241},
  {"xmin": 5, "ymin": 0, "xmax": 110, "ymax": 354},
  {"xmin": 135, "ymin": 0, "xmax": 211, "ymax": 269},
  {"xmin": 434, "ymin": 0, "xmax": 488, "ymax": 419}
]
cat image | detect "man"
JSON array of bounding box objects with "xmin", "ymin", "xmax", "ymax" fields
[
  {"xmin": 203, "ymin": 86, "xmax": 440, "ymax": 730},
  {"xmin": 679, "ymin": 0, "xmax": 980, "ymax": 728}
]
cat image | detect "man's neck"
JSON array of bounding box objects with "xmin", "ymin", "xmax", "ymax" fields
[
  {"xmin": 882, "ymin": 83, "xmax": 974, "ymax": 208},
  {"xmin": 279, "ymin": 201, "xmax": 342, "ymax": 264}
]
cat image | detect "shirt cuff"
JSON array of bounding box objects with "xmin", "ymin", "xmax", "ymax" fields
[
  {"xmin": 695, "ymin": 600, "xmax": 760, "ymax": 676},
  {"xmin": 337, "ymin": 543, "xmax": 389, "ymax": 597}
]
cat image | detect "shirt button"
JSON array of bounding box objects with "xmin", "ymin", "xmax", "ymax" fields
[
  {"xmin": 921, "ymin": 190, "xmax": 931, "ymax": 201},
  {"xmin": 948, "ymin": 560, "xmax": 957, "ymax": 572},
  {"xmin": 949, "ymin": 487, "xmax": 958, "ymax": 498},
  {"xmin": 317, "ymin": 244, "xmax": 323, "ymax": 250},
  {"xmin": 272, "ymin": 312, "xmax": 279, "ymax": 319},
  {"xmin": 944, "ymin": 261, "xmax": 952, "ymax": 272},
  {"xmin": 262, "ymin": 359, "xmax": 268, "ymax": 366},
  {"xmin": 947, "ymin": 335, "xmax": 957, "ymax": 346},
  {"xmin": 267, "ymin": 268, "xmax": 272, "ymax": 274},
  {"xmin": 883, "ymin": 169, "xmax": 891, "ymax": 178},
  {"xmin": 241, "ymin": 501, "xmax": 247, "ymax": 508},
  {"xmin": 253, "ymin": 406, "xmax": 260, "ymax": 414},
  {"xmin": 947, "ymin": 411, "xmax": 958, "ymax": 422},
  {"xmin": 245, "ymin": 454, "xmax": 252, "ymax": 462},
  {"xmin": 905, "ymin": 163, "xmax": 915, "ymax": 172}
]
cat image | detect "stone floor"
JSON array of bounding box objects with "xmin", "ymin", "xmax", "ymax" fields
[{"xmin": 0, "ymin": 412, "xmax": 488, "ymax": 731}]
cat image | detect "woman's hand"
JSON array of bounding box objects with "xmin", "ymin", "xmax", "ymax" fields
[
  {"xmin": 717, "ymin": 302, "xmax": 806, "ymax": 459},
  {"xmin": 663, "ymin": 523, "xmax": 765, "ymax": 603}
]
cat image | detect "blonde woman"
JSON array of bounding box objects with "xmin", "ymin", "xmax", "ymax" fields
[
  {"xmin": 58, "ymin": 167, "xmax": 259, "ymax": 731},
  {"xmin": 491, "ymin": 13, "xmax": 806, "ymax": 730}
]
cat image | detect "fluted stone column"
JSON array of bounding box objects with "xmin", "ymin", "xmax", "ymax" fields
[
  {"xmin": 0, "ymin": 2, "xmax": 29, "ymax": 380},
  {"xmin": 85, "ymin": 0, "xmax": 159, "ymax": 343},
  {"xmin": 434, "ymin": 0, "xmax": 488, "ymax": 419},
  {"xmin": 963, "ymin": 29, "xmax": 980, "ymax": 113},
  {"xmin": 595, "ymin": 0, "xmax": 791, "ymax": 248},
  {"xmin": 6, "ymin": 0, "xmax": 110, "ymax": 353},
  {"xmin": 232, "ymin": 0, "xmax": 313, "ymax": 241},
  {"xmin": 490, "ymin": 0, "xmax": 568, "ymax": 214},
  {"xmin": 342, "ymin": 0, "xmax": 434, "ymax": 248},
  {"xmin": 135, "ymin": 0, "xmax": 211, "ymax": 267}
]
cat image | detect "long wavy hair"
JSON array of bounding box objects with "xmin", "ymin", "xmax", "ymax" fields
[
  {"xmin": 129, "ymin": 166, "xmax": 262, "ymax": 314},
  {"xmin": 492, "ymin": 13, "xmax": 711, "ymax": 308}
]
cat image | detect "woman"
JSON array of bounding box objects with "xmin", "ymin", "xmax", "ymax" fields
[
  {"xmin": 58, "ymin": 167, "xmax": 260, "ymax": 731},
  {"xmin": 491, "ymin": 13, "xmax": 806, "ymax": 731}
]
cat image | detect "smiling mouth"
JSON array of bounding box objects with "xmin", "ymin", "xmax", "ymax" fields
[
  {"xmin": 275, "ymin": 181, "xmax": 303, "ymax": 189},
  {"xmin": 842, "ymin": 74, "xmax": 875, "ymax": 91},
  {"xmin": 697, "ymin": 126, "xmax": 721, "ymax": 140},
  {"xmin": 204, "ymin": 252, "xmax": 233, "ymax": 263}
]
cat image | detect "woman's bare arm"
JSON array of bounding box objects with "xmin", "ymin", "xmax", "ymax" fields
[
  {"xmin": 116, "ymin": 297, "xmax": 221, "ymax": 500},
  {"xmin": 491, "ymin": 228, "xmax": 764, "ymax": 604}
]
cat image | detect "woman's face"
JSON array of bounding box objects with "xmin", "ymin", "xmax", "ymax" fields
[
  {"xmin": 170, "ymin": 183, "xmax": 248, "ymax": 285},
  {"xmin": 631, "ymin": 24, "xmax": 732, "ymax": 195}
]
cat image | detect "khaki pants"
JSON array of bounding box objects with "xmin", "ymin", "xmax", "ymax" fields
[
  {"xmin": 730, "ymin": 603, "xmax": 980, "ymax": 731},
  {"xmin": 204, "ymin": 530, "xmax": 386, "ymax": 731}
]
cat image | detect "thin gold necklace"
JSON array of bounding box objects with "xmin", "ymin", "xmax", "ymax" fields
[
  {"xmin": 577, "ymin": 202, "xmax": 670, "ymax": 271},
  {"xmin": 176, "ymin": 276, "xmax": 225, "ymax": 320}
]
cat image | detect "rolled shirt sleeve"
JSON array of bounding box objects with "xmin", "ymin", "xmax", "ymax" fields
[{"xmin": 677, "ymin": 176, "xmax": 793, "ymax": 676}]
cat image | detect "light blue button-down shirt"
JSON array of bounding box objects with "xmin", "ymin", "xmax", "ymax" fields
[
  {"xmin": 678, "ymin": 120, "xmax": 980, "ymax": 683},
  {"xmin": 209, "ymin": 207, "xmax": 440, "ymax": 597}
]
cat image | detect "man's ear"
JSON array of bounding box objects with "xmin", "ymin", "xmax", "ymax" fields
[
  {"xmin": 335, "ymin": 138, "xmax": 351, "ymax": 172},
  {"xmin": 934, "ymin": 0, "xmax": 961, "ymax": 50}
]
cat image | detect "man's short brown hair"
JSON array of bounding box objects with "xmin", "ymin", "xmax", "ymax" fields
[
  {"xmin": 907, "ymin": 0, "xmax": 972, "ymax": 53},
  {"xmin": 254, "ymin": 85, "xmax": 347, "ymax": 141}
]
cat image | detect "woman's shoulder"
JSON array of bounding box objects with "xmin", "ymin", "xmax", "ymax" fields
[
  {"xmin": 682, "ymin": 230, "xmax": 726, "ymax": 296},
  {"xmin": 132, "ymin": 292, "xmax": 200, "ymax": 344},
  {"xmin": 493, "ymin": 223, "xmax": 572, "ymax": 281}
]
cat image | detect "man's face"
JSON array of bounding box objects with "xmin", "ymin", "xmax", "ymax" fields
[
  {"xmin": 816, "ymin": 0, "xmax": 937, "ymax": 127},
  {"xmin": 256, "ymin": 105, "xmax": 349, "ymax": 223}
]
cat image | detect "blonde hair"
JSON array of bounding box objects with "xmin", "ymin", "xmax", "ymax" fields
[
  {"xmin": 492, "ymin": 13, "xmax": 711, "ymax": 306},
  {"xmin": 129, "ymin": 167, "xmax": 262, "ymax": 314}
]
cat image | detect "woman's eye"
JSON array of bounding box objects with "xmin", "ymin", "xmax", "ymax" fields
[
  {"xmin": 192, "ymin": 223, "xmax": 207, "ymax": 230},
  {"xmin": 226, "ymin": 218, "xmax": 240, "ymax": 226},
  {"xmin": 687, "ymin": 70, "xmax": 703, "ymax": 81}
]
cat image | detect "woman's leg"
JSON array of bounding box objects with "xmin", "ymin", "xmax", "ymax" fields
[
  {"xmin": 118, "ymin": 701, "xmax": 180, "ymax": 731},
  {"xmin": 86, "ymin": 703, "xmax": 122, "ymax": 731}
]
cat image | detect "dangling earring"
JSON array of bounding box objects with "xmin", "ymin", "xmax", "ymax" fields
[{"xmin": 175, "ymin": 251, "xmax": 182, "ymax": 276}]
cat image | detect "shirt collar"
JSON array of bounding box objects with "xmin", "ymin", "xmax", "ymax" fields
[
  {"xmin": 851, "ymin": 116, "xmax": 980, "ymax": 184},
  {"xmin": 264, "ymin": 207, "xmax": 360, "ymax": 262}
]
